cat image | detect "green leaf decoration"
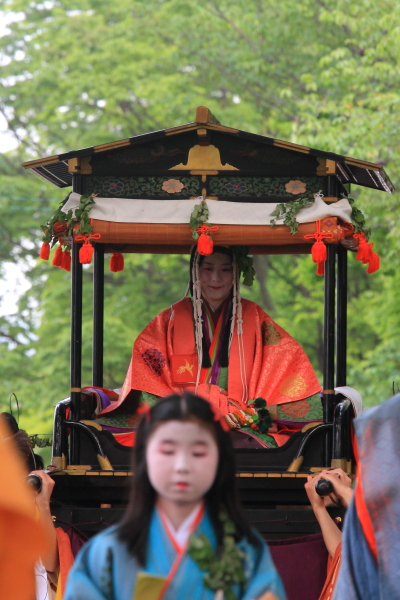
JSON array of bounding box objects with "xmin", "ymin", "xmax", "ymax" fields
[
  {"xmin": 232, "ymin": 246, "xmax": 256, "ymax": 287},
  {"xmin": 270, "ymin": 195, "xmax": 314, "ymax": 234},
  {"xmin": 29, "ymin": 434, "xmax": 52, "ymax": 448},
  {"xmin": 189, "ymin": 199, "xmax": 211, "ymax": 240},
  {"xmin": 346, "ymin": 195, "xmax": 371, "ymax": 239},
  {"xmin": 187, "ymin": 510, "xmax": 246, "ymax": 600},
  {"xmin": 41, "ymin": 193, "xmax": 97, "ymax": 249}
]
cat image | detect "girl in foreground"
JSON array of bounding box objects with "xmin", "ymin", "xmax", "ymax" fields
[{"xmin": 64, "ymin": 393, "xmax": 286, "ymax": 600}]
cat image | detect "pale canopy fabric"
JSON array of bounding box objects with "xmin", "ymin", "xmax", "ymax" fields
[{"xmin": 62, "ymin": 193, "xmax": 352, "ymax": 226}]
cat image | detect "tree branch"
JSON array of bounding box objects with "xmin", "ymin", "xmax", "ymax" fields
[
  {"xmin": 267, "ymin": 258, "xmax": 311, "ymax": 299},
  {"xmin": 253, "ymin": 255, "xmax": 274, "ymax": 312}
]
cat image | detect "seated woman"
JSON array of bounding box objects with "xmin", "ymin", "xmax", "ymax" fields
[{"xmin": 97, "ymin": 246, "xmax": 322, "ymax": 447}]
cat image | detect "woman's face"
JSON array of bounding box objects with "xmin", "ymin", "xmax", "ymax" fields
[
  {"xmin": 146, "ymin": 420, "xmax": 219, "ymax": 507},
  {"xmin": 198, "ymin": 252, "xmax": 233, "ymax": 310}
]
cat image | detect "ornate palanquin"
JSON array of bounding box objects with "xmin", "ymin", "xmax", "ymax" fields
[
  {"xmin": 23, "ymin": 105, "xmax": 392, "ymax": 256},
  {"xmin": 22, "ymin": 107, "xmax": 393, "ymax": 545}
]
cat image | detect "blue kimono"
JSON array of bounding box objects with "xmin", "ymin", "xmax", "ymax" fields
[
  {"xmin": 64, "ymin": 508, "xmax": 287, "ymax": 600},
  {"xmin": 333, "ymin": 393, "xmax": 400, "ymax": 600}
]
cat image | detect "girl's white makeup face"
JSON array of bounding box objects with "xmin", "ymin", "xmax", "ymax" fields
[
  {"xmin": 146, "ymin": 420, "xmax": 219, "ymax": 506},
  {"xmin": 198, "ymin": 253, "xmax": 233, "ymax": 310}
]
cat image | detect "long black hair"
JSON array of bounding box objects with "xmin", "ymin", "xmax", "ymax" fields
[
  {"xmin": 189, "ymin": 246, "xmax": 233, "ymax": 369},
  {"xmin": 117, "ymin": 392, "xmax": 258, "ymax": 564}
]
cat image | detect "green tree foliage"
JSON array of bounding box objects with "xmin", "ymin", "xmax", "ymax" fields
[{"xmin": 0, "ymin": 0, "xmax": 399, "ymax": 438}]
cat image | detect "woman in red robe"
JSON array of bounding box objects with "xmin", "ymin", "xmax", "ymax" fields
[{"xmin": 99, "ymin": 247, "xmax": 321, "ymax": 447}]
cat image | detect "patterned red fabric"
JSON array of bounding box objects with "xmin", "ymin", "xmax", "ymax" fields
[{"xmin": 101, "ymin": 298, "xmax": 320, "ymax": 416}]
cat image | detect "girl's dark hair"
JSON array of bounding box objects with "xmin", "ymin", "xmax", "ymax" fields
[
  {"xmin": 0, "ymin": 413, "xmax": 41, "ymax": 472},
  {"xmin": 117, "ymin": 392, "xmax": 258, "ymax": 564}
]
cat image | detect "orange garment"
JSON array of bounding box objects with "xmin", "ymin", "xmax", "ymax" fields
[
  {"xmin": 0, "ymin": 418, "xmax": 50, "ymax": 600},
  {"xmin": 55, "ymin": 527, "xmax": 75, "ymax": 597},
  {"xmin": 101, "ymin": 298, "xmax": 320, "ymax": 416},
  {"xmin": 318, "ymin": 543, "xmax": 341, "ymax": 600}
]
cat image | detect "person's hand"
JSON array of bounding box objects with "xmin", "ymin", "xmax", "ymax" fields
[
  {"xmin": 29, "ymin": 470, "xmax": 55, "ymax": 512},
  {"xmin": 317, "ymin": 468, "xmax": 353, "ymax": 508},
  {"xmin": 28, "ymin": 470, "xmax": 59, "ymax": 572},
  {"xmin": 305, "ymin": 472, "xmax": 326, "ymax": 512}
]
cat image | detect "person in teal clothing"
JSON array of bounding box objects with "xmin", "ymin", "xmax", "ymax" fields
[{"xmin": 64, "ymin": 393, "xmax": 287, "ymax": 600}]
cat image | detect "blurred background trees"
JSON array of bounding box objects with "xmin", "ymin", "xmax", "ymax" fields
[{"xmin": 0, "ymin": 0, "xmax": 399, "ymax": 451}]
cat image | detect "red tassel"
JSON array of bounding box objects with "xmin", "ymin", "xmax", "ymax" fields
[
  {"xmin": 110, "ymin": 253, "xmax": 124, "ymax": 272},
  {"xmin": 61, "ymin": 250, "xmax": 71, "ymax": 272},
  {"xmin": 311, "ymin": 240, "xmax": 327, "ymax": 263},
  {"xmin": 316, "ymin": 261, "xmax": 325, "ymax": 276},
  {"xmin": 39, "ymin": 242, "xmax": 50, "ymax": 260},
  {"xmin": 52, "ymin": 246, "xmax": 63, "ymax": 267},
  {"xmin": 366, "ymin": 252, "xmax": 380, "ymax": 274},
  {"xmin": 356, "ymin": 235, "xmax": 372, "ymax": 263},
  {"xmin": 197, "ymin": 233, "xmax": 214, "ymax": 256},
  {"xmin": 79, "ymin": 241, "xmax": 94, "ymax": 264}
]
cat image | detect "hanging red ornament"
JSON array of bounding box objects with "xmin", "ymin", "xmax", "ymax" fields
[
  {"xmin": 311, "ymin": 239, "xmax": 327, "ymax": 263},
  {"xmin": 304, "ymin": 220, "xmax": 333, "ymax": 268},
  {"xmin": 316, "ymin": 261, "xmax": 325, "ymax": 276},
  {"xmin": 75, "ymin": 233, "xmax": 101, "ymax": 265},
  {"xmin": 194, "ymin": 224, "xmax": 219, "ymax": 256},
  {"xmin": 39, "ymin": 242, "xmax": 50, "ymax": 260},
  {"xmin": 354, "ymin": 233, "xmax": 372, "ymax": 263},
  {"xmin": 197, "ymin": 233, "xmax": 214, "ymax": 256},
  {"xmin": 366, "ymin": 252, "xmax": 380, "ymax": 274},
  {"xmin": 79, "ymin": 241, "xmax": 94, "ymax": 264},
  {"xmin": 53, "ymin": 221, "xmax": 68, "ymax": 234},
  {"xmin": 353, "ymin": 233, "xmax": 380, "ymax": 274},
  {"xmin": 61, "ymin": 250, "xmax": 71, "ymax": 272},
  {"xmin": 52, "ymin": 245, "xmax": 63, "ymax": 267},
  {"xmin": 110, "ymin": 252, "xmax": 124, "ymax": 272}
]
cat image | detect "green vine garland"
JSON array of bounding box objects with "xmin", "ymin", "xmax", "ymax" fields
[
  {"xmin": 187, "ymin": 510, "xmax": 246, "ymax": 600},
  {"xmin": 41, "ymin": 193, "xmax": 96, "ymax": 248},
  {"xmin": 270, "ymin": 192, "xmax": 371, "ymax": 239},
  {"xmin": 232, "ymin": 246, "xmax": 256, "ymax": 287},
  {"xmin": 190, "ymin": 200, "xmax": 210, "ymax": 240},
  {"xmin": 270, "ymin": 195, "xmax": 314, "ymax": 234},
  {"xmin": 345, "ymin": 195, "xmax": 371, "ymax": 239},
  {"xmin": 29, "ymin": 434, "xmax": 52, "ymax": 449}
]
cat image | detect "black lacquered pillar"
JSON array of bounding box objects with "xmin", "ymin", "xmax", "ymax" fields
[
  {"xmin": 70, "ymin": 173, "xmax": 83, "ymax": 464},
  {"xmin": 322, "ymin": 244, "xmax": 336, "ymax": 466},
  {"xmin": 336, "ymin": 244, "xmax": 347, "ymax": 387},
  {"xmin": 322, "ymin": 175, "xmax": 338, "ymax": 466},
  {"xmin": 92, "ymin": 244, "xmax": 104, "ymax": 387}
]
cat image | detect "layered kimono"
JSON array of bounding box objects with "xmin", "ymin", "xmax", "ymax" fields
[
  {"xmin": 333, "ymin": 393, "xmax": 400, "ymax": 600},
  {"xmin": 64, "ymin": 507, "xmax": 287, "ymax": 600},
  {"xmin": 101, "ymin": 298, "xmax": 320, "ymax": 417}
]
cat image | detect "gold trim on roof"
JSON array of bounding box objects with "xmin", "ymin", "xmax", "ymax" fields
[
  {"xmin": 22, "ymin": 155, "xmax": 59, "ymax": 169},
  {"xmin": 317, "ymin": 158, "xmax": 336, "ymax": 175},
  {"xmin": 344, "ymin": 157, "xmax": 382, "ymax": 170},
  {"xmin": 169, "ymin": 144, "xmax": 238, "ymax": 171},
  {"xmin": 165, "ymin": 123, "xmax": 198, "ymax": 135},
  {"xmin": 93, "ymin": 139, "xmax": 130, "ymax": 152},
  {"xmin": 273, "ymin": 139, "xmax": 310, "ymax": 154},
  {"xmin": 195, "ymin": 105, "xmax": 220, "ymax": 125},
  {"xmin": 201, "ymin": 123, "xmax": 239, "ymax": 134}
]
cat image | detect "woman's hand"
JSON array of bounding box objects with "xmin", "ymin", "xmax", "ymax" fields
[
  {"xmin": 304, "ymin": 472, "xmax": 326, "ymax": 513},
  {"xmin": 29, "ymin": 470, "xmax": 59, "ymax": 573},
  {"xmin": 317, "ymin": 468, "xmax": 353, "ymax": 508},
  {"xmin": 30, "ymin": 470, "xmax": 55, "ymax": 512}
]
